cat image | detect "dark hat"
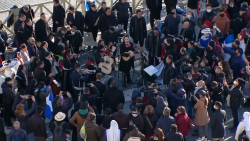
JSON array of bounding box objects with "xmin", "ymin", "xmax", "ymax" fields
[
  {"xmin": 208, "ymin": 41, "xmax": 215, "ymax": 48},
  {"xmin": 98, "ymin": 45, "xmax": 104, "ymax": 50},
  {"xmin": 54, "ymin": 0, "xmax": 59, "ymax": 3},
  {"xmin": 198, "ymin": 90, "xmax": 206, "ymax": 96},
  {"xmin": 211, "ymin": 81, "xmax": 218, "ymax": 88},
  {"xmin": 237, "ymin": 78, "xmax": 246, "ymax": 87},
  {"xmin": 109, "ymin": 26, "xmax": 115, "ymax": 31},
  {"xmin": 91, "ymin": 4, "xmax": 96, "ymax": 7},
  {"xmin": 68, "ymin": 5, "xmax": 75, "ymax": 10}
]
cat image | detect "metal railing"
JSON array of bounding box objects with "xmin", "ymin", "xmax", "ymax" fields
[{"xmin": 0, "ymin": 0, "xmax": 144, "ymax": 37}]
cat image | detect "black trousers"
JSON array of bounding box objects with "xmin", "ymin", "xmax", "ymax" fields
[
  {"xmin": 96, "ymin": 98, "xmax": 103, "ymax": 114},
  {"xmin": 4, "ymin": 103, "xmax": 14, "ymax": 127},
  {"xmin": 150, "ymin": 10, "xmax": 161, "ymax": 29},
  {"xmin": 133, "ymin": 38, "xmax": 144, "ymax": 47},
  {"xmin": 231, "ymin": 108, "xmax": 239, "ymax": 128},
  {"xmin": 89, "ymin": 27, "xmax": 98, "ymax": 42},
  {"xmin": 118, "ymin": 18, "xmax": 128, "ymax": 31},
  {"xmin": 123, "ymin": 70, "xmax": 132, "ymax": 84}
]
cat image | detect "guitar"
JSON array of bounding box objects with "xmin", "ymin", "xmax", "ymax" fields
[
  {"xmin": 122, "ymin": 50, "xmax": 134, "ymax": 61},
  {"xmin": 98, "ymin": 55, "xmax": 114, "ymax": 74}
]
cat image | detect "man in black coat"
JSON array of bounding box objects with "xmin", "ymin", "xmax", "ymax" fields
[
  {"xmin": 98, "ymin": 7, "xmax": 117, "ymax": 38},
  {"xmin": 129, "ymin": 9, "xmax": 147, "ymax": 49},
  {"xmin": 54, "ymin": 27, "xmax": 68, "ymax": 47},
  {"xmin": 180, "ymin": 21, "xmax": 195, "ymax": 42},
  {"xmin": 35, "ymin": 13, "xmax": 51, "ymax": 44},
  {"xmin": 145, "ymin": 27, "xmax": 165, "ymax": 66},
  {"xmin": 112, "ymin": 0, "xmax": 130, "ymax": 31},
  {"xmin": 23, "ymin": 19, "xmax": 33, "ymax": 44},
  {"xmin": 103, "ymin": 81, "xmax": 125, "ymax": 113},
  {"xmin": 164, "ymin": 0, "xmax": 177, "ymax": 14},
  {"xmin": 201, "ymin": 4, "xmax": 216, "ymax": 24},
  {"xmin": 30, "ymin": 106, "xmax": 47, "ymax": 140},
  {"xmin": 1, "ymin": 77, "xmax": 15, "ymax": 128},
  {"xmin": 52, "ymin": 0, "xmax": 65, "ymax": 32},
  {"xmin": 66, "ymin": 26, "xmax": 83, "ymax": 54},
  {"xmin": 163, "ymin": 55, "xmax": 176, "ymax": 85},
  {"xmin": 102, "ymin": 27, "xmax": 118, "ymax": 46},
  {"xmin": 14, "ymin": 14, "xmax": 26, "ymax": 49},
  {"xmin": 227, "ymin": 0, "xmax": 239, "ymax": 19},
  {"xmin": 165, "ymin": 124, "xmax": 184, "ymax": 141},
  {"xmin": 210, "ymin": 101, "xmax": 227, "ymax": 141},
  {"xmin": 66, "ymin": 6, "xmax": 84, "ymax": 35},
  {"xmin": 98, "ymin": 1, "xmax": 107, "ymax": 16},
  {"xmin": 146, "ymin": 0, "xmax": 162, "ymax": 28},
  {"xmin": 34, "ymin": 60, "xmax": 52, "ymax": 83},
  {"xmin": 85, "ymin": 4, "xmax": 99, "ymax": 41},
  {"xmin": 43, "ymin": 52, "xmax": 52, "ymax": 79},
  {"xmin": 19, "ymin": 5, "xmax": 34, "ymax": 21}
]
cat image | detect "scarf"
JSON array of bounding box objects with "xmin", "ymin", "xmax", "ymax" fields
[
  {"xmin": 79, "ymin": 109, "xmax": 88, "ymax": 115},
  {"xmin": 106, "ymin": 120, "xmax": 120, "ymax": 141},
  {"xmin": 187, "ymin": 47, "xmax": 194, "ymax": 55}
]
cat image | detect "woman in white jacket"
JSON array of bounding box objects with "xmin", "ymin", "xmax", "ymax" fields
[{"xmin": 235, "ymin": 112, "xmax": 250, "ymax": 140}]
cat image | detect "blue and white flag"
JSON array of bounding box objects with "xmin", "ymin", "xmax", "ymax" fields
[
  {"xmin": 85, "ymin": 0, "xmax": 89, "ymax": 11},
  {"xmin": 45, "ymin": 85, "xmax": 54, "ymax": 119},
  {"xmin": 223, "ymin": 34, "xmax": 235, "ymax": 61}
]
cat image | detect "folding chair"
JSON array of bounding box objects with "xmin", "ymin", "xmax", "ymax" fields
[{"xmin": 84, "ymin": 32, "xmax": 98, "ymax": 47}]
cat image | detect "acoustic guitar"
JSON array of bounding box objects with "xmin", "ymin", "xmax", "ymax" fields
[
  {"xmin": 98, "ymin": 55, "xmax": 114, "ymax": 74},
  {"xmin": 122, "ymin": 50, "xmax": 134, "ymax": 61}
]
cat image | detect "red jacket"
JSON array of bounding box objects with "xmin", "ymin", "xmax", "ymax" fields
[{"xmin": 174, "ymin": 113, "xmax": 189, "ymax": 136}]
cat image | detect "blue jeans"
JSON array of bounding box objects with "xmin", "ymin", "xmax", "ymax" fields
[{"xmin": 231, "ymin": 108, "xmax": 239, "ymax": 128}]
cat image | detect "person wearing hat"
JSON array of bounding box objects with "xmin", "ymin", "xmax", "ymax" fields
[
  {"xmin": 19, "ymin": 5, "xmax": 34, "ymax": 21},
  {"xmin": 199, "ymin": 28, "xmax": 212, "ymax": 49},
  {"xmin": 194, "ymin": 90, "xmax": 210, "ymax": 140},
  {"xmin": 210, "ymin": 101, "xmax": 227, "ymax": 141},
  {"xmin": 112, "ymin": 0, "xmax": 130, "ymax": 32},
  {"xmin": 210, "ymin": 81, "xmax": 223, "ymax": 112},
  {"xmin": 52, "ymin": 0, "xmax": 65, "ymax": 32},
  {"xmin": 66, "ymin": 5, "xmax": 84, "ymax": 35},
  {"xmin": 50, "ymin": 112, "xmax": 72, "ymax": 140},
  {"xmin": 85, "ymin": 4, "xmax": 99, "ymax": 41},
  {"xmin": 145, "ymin": 27, "xmax": 165, "ymax": 66},
  {"xmin": 223, "ymin": 78, "xmax": 245, "ymax": 132},
  {"xmin": 98, "ymin": 7, "xmax": 117, "ymax": 39}
]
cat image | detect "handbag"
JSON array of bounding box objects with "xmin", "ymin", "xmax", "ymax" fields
[
  {"xmin": 145, "ymin": 115, "xmax": 153, "ymax": 129},
  {"xmin": 188, "ymin": 118, "xmax": 195, "ymax": 129}
]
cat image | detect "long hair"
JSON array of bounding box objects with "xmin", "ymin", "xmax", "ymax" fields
[
  {"xmin": 154, "ymin": 128, "xmax": 165, "ymax": 141},
  {"xmin": 144, "ymin": 105, "xmax": 155, "ymax": 116},
  {"xmin": 16, "ymin": 104, "xmax": 26, "ymax": 116}
]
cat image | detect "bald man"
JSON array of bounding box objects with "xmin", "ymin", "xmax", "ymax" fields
[{"xmin": 180, "ymin": 21, "xmax": 195, "ymax": 42}]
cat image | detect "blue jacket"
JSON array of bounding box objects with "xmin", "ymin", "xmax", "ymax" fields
[
  {"xmin": 71, "ymin": 70, "xmax": 89, "ymax": 88},
  {"xmin": 164, "ymin": 14, "xmax": 181, "ymax": 35},
  {"xmin": 168, "ymin": 83, "xmax": 186, "ymax": 114},
  {"xmin": 131, "ymin": 89, "xmax": 141, "ymax": 105},
  {"xmin": 223, "ymin": 48, "xmax": 246, "ymax": 79},
  {"xmin": 155, "ymin": 115, "xmax": 176, "ymax": 137}
]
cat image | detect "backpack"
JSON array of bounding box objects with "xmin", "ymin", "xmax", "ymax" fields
[
  {"xmin": 79, "ymin": 122, "xmax": 87, "ymax": 140},
  {"xmin": 127, "ymin": 137, "xmax": 141, "ymax": 141},
  {"xmin": 53, "ymin": 121, "xmax": 65, "ymax": 140},
  {"xmin": 10, "ymin": 130, "xmax": 23, "ymax": 141}
]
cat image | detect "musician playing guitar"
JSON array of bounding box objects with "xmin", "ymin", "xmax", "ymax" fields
[
  {"xmin": 94, "ymin": 45, "xmax": 106, "ymax": 68},
  {"xmin": 119, "ymin": 35, "xmax": 135, "ymax": 86}
]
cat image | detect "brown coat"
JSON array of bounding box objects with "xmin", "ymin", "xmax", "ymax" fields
[
  {"xmin": 212, "ymin": 15, "xmax": 230, "ymax": 37},
  {"xmin": 69, "ymin": 106, "xmax": 94, "ymax": 133},
  {"xmin": 85, "ymin": 120, "xmax": 102, "ymax": 141},
  {"xmin": 194, "ymin": 99, "xmax": 210, "ymax": 126},
  {"xmin": 122, "ymin": 128, "xmax": 145, "ymax": 141}
]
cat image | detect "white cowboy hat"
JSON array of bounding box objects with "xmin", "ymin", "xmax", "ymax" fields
[{"xmin": 54, "ymin": 112, "xmax": 66, "ymax": 121}]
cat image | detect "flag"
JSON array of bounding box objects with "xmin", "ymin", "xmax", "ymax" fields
[
  {"xmin": 223, "ymin": 34, "xmax": 235, "ymax": 61},
  {"xmin": 85, "ymin": 0, "xmax": 89, "ymax": 11},
  {"xmin": 45, "ymin": 85, "xmax": 54, "ymax": 119}
]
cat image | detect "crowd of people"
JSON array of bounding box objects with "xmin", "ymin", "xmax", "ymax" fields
[{"xmin": 1, "ymin": 0, "xmax": 250, "ymax": 141}]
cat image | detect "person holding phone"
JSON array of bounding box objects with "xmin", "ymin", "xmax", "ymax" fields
[{"xmin": 81, "ymin": 83, "xmax": 100, "ymax": 110}]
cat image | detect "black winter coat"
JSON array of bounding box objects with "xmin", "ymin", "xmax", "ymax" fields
[
  {"xmin": 102, "ymin": 30, "xmax": 119, "ymax": 46},
  {"xmin": 23, "ymin": 24, "xmax": 33, "ymax": 43},
  {"xmin": 19, "ymin": 7, "xmax": 34, "ymax": 20},
  {"xmin": 165, "ymin": 131, "xmax": 183, "ymax": 141},
  {"xmin": 98, "ymin": 13, "xmax": 117, "ymax": 33},
  {"xmin": 145, "ymin": 32, "xmax": 165, "ymax": 58},
  {"xmin": 85, "ymin": 9, "xmax": 99, "ymax": 31},
  {"xmin": 146, "ymin": 0, "xmax": 162, "ymax": 11},
  {"xmin": 227, "ymin": 5, "xmax": 239, "ymax": 19},
  {"xmin": 66, "ymin": 11, "xmax": 85, "ymax": 32},
  {"xmin": 112, "ymin": 2, "xmax": 130, "ymax": 20},
  {"xmin": 103, "ymin": 87, "xmax": 125, "ymax": 113},
  {"xmin": 35, "ymin": 19, "xmax": 50, "ymax": 42},
  {"xmin": 224, "ymin": 85, "xmax": 243, "ymax": 110},
  {"xmin": 14, "ymin": 19, "xmax": 24, "ymax": 40},
  {"xmin": 201, "ymin": 11, "xmax": 216, "ymax": 24},
  {"xmin": 142, "ymin": 114, "xmax": 158, "ymax": 135},
  {"xmin": 128, "ymin": 113, "xmax": 144, "ymax": 132},
  {"xmin": 163, "ymin": 62, "xmax": 176, "ymax": 85},
  {"xmin": 208, "ymin": 0, "xmax": 220, "ymax": 8},
  {"xmin": 129, "ymin": 16, "xmax": 147, "ymax": 40},
  {"xmin": 210, "ymin": 109, "xmax": 227, "ymax": 138},
  {"xmin": 1, "ymin": 82, "xmax": 14, "ymax": 104},
  {"xmin": 52, "ymin": 4, "xmax": 65, "ymax": 27},
  {"xmin": 187, "ymin": 0, "xmax": 199, "ymax": 9}
]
